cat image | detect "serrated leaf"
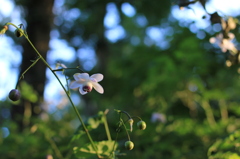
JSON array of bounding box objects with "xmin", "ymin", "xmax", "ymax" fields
[
  {"xmin": 73, "ymin": 140, "xmax": 118, "ymax": 158},
  {"xmin": 86, "ymin": 111, "xmax": 104, "ymax": 130}
]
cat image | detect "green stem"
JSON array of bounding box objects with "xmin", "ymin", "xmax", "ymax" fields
[
  {"xmin": 121, "ymin": 118, "xmax": 131, "ymax": 141},
  {"xmin": 103, "ymin": 109, "xmax": 112, "ymax": 141},
  {"xmin": 16, "ymin": 56, "xmax": 40, "ymax": 89},
  {"xmin": 6, "ymin": 23, "xmax": 100, "ymax": 158},
  {"xmin": 116, "ymin": 111, "xmax": 131, "ymax": 141},
  {"xmin": 118, "ymin": 110, "xmax": 131, "ymax": 119},
  {"xmin": 109, "ymin": 132, "xmax": 118, "ymax": 158},
  {"xmin": 131, "ymin": 116, "xmax": 142, "ymax": 121},
  {"xmin": 53, "ymin": 67, "xmax": 85, "ymax": 73},
  {"xmin": 117, "ymin": 110, "xmax": 133, "ymax": 132}
]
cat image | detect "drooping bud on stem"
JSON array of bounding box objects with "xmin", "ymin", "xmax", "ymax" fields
[
  {"xmin": 14, "ymin": 24, "xmax": 24, "ymax": 37},
  {"xmin": 8, "ymin": 89, "xmax": 21, "ymax": 101},
  {"xmin": 137, "ymin": 120, "xmax": 147, "ymax": 130},
  {"xmin": 15, "ymin": 28, "xmax": 24, "ymax": 37},
  {"xmin": 128, "ymin": 118, "xmax": 134, "ymax": 132},
  {"xmin": 125, "ymin": 141, "xmax": 134, "ymax": 150}
]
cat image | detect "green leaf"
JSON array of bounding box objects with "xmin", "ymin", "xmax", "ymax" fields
[
  {"xmin": 70, "ymin": 129, "xmax": 86, "ymax": 144},
  {"xmin": 73, "ymin": 140, "xmax": 117, "ymax": 158},
  {"xmin": 20, "ymin": 81, "xmax": 38, "ymax": 102},
  {"xmin": 86, "ymin": 111, "xmax": 104, "ymax": 130},
  {"xmin": 87, "ymin": 117, "xmax": 100, "ymax": 129}
]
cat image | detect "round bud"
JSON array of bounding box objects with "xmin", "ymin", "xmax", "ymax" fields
[
  {"xmin": 15, "ymin": 28, "xmax": 24, "ymax": 37},
  {"xmin": 137, "ymin": 121, "xmax": 147, "ymax": 130},
  {"xmin": 8, "ymin": 89, "xmax": 21, "ymax": 101},
  {"xmin": 125, "ymin": 141, "xmax": 134, "ymax": 150}
]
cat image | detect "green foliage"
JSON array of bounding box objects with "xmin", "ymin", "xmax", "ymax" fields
[
  {"xmin": 208, "ymin": 130, "xmax": 240, "ymax": 159},
  {"xmin": 19, "ymin": 81, "xmax": 38, "ymax": 103},
  {"xmin": 2, "ymin": 0, "xmax": 240, "ymax": 158}
]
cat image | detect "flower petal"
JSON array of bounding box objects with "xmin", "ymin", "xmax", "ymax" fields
[
  {"xmin": 90, "ymin": 77, "xmax": 97, "ymax": 82},
  {"xmin": 73, "ymin": 73, "xmax": 89, "ymax": 81},
  {"xmin": 92, "ymin": 82, "xmax": 104, "ymax": 94},
  {"xmin": 69, "ymin": 81, "xmax": 81, "ymax": 89},
  {"xmin": 90, "ymin": 74, "xmax": 103, "ymax": 82},
  {"xmin": 73, "ymin": 73, "xmax": 81, "ymax": 81},
  {"xmin": 60, "ymin": 63, "xmax": 67, "ymax": 68}
]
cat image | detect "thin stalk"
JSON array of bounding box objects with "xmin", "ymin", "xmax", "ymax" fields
[
  {"xmin": 103, "ymin": 109, "xmax": 112, "ymax": 141},
  {"xmin": 131, "ymin": 116, "xmax": 142, "ymax": 121},
  {"xmin": 53, "ymin": 67, "xmax": 85, "ymax": 73},
  {"xmin": 120, "ymin": 110, "xmax": 132, "ymax": 119},
  {"xmin": 16, "ymin": 56, "xmax": 40, "ymax": 88},
  {"xmin": 121, "ymin": 118, "xmax": 131, "ymax": 141},
  {"xmin": 118, "ymin": 110, "xmax": 133, "ymax": 132},
  {"xmin": 7, "ymin": 23, "xmax": 100, "ymax": 158},
  {"xmin": 108, "ymin": 132, "xmax": 118, "ymax": 159}
]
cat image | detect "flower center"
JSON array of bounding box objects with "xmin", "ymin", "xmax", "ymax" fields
[{"xmin": 83, "ymin": 85, "xmax": 92, "ymax": 92}]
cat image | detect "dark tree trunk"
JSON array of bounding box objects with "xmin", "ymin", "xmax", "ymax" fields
[{"xmin": 11, "ymin": 0, "xmax": 54, "ymax": 130}]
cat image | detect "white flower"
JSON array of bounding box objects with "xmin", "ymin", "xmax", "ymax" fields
[
  {"xmin": 151, "ymin": 113, "xmax": 166, "ymax": 123},
  {"xmin": 69, "ymin": 73, "xmax": 104, "ymax": 95}
]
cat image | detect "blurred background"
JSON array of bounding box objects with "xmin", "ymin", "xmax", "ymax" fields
[{"xmin": 1, "ymin": 0, "xmax": 240, "ymax": 158}]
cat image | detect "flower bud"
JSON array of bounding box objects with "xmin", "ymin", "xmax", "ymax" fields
[
  {"xmin": 125, "ymin": 141, "xmax": 134, "ymax": 150},
  {"xmin": 128, "ymin": 118, "xmax": 134, "ymax": 132},
  {"xmin": 3, "ymin": 25, "xmax": 8, "ymax": 31},
  {"xmin": 15, "ymin": 28, "xmax": 24, "ymax": 37},
  {"xmin": 8, "ymin": 89, "xmax": 21, "ymax": 101},
  {"xmin": 137, "ymin": 121, "xmax": 147, "ymax": 130}
]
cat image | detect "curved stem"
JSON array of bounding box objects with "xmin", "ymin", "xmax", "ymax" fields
[
  {"xmin": 115, "ymin": 110, "xmax": 134, "ymax": 132},
  {"xmin": 6, "ymin": 23, "xmax": 100, "ymax": 158},
  {"xmin": 116, "ymin": 112, "xmax": 131, "ymax": 141},
  {"xmin": 121, "ymin": 111, "xmax": 131, "ymax": 119},
  {"xmin": 131, "ymin": 116, "xmax": 142, "ymax": 121},
  {"xmin": 115, "ymin": 109, "xmax": 131, "ymax": 119},
  {"xmin": 53, "ymin": 67, "xmax": 85, "ymax": 73},
  {"xmin": 16, "ymin": 56, "xmax": 40, "ymax": 89}
]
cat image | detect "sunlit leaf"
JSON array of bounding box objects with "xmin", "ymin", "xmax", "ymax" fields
[{"xmin": 73, "ymin": 140, "xmax": 117, "ymax": 158}]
